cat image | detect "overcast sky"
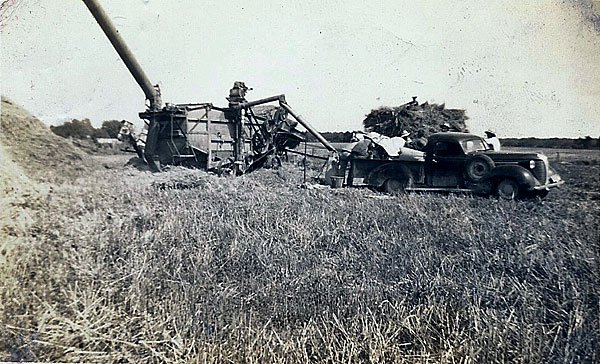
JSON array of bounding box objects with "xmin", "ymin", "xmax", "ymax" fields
[{"xmin": 2, "ymin": 0, "xmax": 599, "ymax": 137}]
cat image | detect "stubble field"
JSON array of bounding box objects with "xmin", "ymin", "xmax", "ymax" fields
[{"xmin": 1, "ymin": 99, "xmax": 599, "ymax": 363}]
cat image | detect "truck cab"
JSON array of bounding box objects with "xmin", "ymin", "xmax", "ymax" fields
[{"xmin": 346, "ymin": 132, "xmax": 563, "ymax": 199}]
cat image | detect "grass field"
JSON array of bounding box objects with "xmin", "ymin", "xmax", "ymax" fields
[
  {"xmin": 2, "ymin": 146, "xmax": 599, "ymax": 363},
  {"xmin": 1, "ymin": 98, "xmax": 599, "ymax": 364}
]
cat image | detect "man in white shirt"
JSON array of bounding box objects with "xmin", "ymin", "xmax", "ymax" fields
[{"xmin": 484, "ymin": 130, "xmax": 501, "ymax": 151}]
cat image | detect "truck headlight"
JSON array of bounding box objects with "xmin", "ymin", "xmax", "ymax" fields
[{"xmin": 529, "ymin": 160, "xmax": 536, "ymax": 169}]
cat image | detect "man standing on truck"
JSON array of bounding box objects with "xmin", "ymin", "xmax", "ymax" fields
[
  {"xmin": 351, "ymin": 137, "xmax": 373, "ymax": 158},
  {"xmin": 326, "ymin": 133, "xmax": 373, "ymax": 186},
  {"xmin": 484, "ymin": 130, "xmax": 501, "ymax": 151}
]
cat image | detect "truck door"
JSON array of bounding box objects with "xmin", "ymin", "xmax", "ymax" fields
[{"xmin": 426, "ymin": 141, "xmax": 465, "ymax": 187}]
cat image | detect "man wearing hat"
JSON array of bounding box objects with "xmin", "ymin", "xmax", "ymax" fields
[{"xmin": 484, "ymin": 130, "xmax": 501, "ymax": 151}]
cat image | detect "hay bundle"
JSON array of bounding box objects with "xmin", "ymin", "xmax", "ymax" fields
[{"xmin": 363, "ymin": 98, "xmax": 469, "ymax": 140}]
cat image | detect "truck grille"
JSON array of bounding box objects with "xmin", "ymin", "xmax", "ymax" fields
[{"xmin": 533, "ymin": 159, "xmax": 547, "ymax": 184}]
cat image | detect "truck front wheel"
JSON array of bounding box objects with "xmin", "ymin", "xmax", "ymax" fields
[
  {"xmin": 466, "ymin": 155, "xmax": 495, "ymax": 182},
  {"xmin": 496, "ymin": 178, "xmax": 520, "ymax": 200}
]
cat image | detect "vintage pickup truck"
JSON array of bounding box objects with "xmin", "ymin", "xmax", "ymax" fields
[{"xmin": 344, "ymin": 132, "xmax": 563, "ymax": 199}]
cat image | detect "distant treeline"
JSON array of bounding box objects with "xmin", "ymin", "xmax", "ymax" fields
[
  {"xmin": 50, "ymin": 119, "xmax": 122, "ymax": 140},
  {"xmin": 500, "ymin": 137, "xmax": 599, "ymax": 150},
  {"xmin": 303, "ymin": 131, "xmax": 355, "ymax": 143},
  {"xmin": 304, "ymin": 131, "xmax": 600, "ymax": 149}
]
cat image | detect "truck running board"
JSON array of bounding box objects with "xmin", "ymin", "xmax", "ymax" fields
[{"xmin": 405, "ymin": 187, "xmax": 474, "ymax": 193}]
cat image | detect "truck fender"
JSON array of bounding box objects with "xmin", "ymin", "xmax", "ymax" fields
[
  {"xmin": 485, "ymin": 165, "xmax": 536, "ymax": 191},
  {"xmin": 366, "ymin": 164, "xmax": 413, "ymax": 188}
]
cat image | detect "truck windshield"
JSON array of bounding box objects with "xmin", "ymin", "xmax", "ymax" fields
[{"xmin": 460, "ymin": 138, "xmax": 489, "ymax": 153}]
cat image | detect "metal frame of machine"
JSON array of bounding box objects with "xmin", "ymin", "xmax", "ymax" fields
[{"xmin": 82, "ymin": 0, "xmax": 337, "ymax": 173}]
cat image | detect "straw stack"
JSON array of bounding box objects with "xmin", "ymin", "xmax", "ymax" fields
[{"xmin": 363, "ymin": 99, "xmax": 469, "ymax": 140}]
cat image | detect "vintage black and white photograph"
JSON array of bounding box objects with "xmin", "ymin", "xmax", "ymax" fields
[{"xmin": 1, "ymin": 0, "xmax": 599, "ymax": 362}]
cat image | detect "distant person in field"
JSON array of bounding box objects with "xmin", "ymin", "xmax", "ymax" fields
[{"xmin": 484, "ymin": 130, "xmax": 501, "ymax": 151}]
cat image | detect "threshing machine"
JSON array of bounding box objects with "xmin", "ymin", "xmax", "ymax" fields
[{"xmin": 82, "ymin": 0, "xmax": 337, "ymax": 173}]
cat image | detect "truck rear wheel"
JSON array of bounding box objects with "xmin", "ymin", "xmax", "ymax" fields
[
  {"xmin": 384, "ymin": 176, "xmax": 412, "ymax": 194},
  {"xmin": 496, "ymin": 178, "xmax": 520, "ymax": 200}
]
